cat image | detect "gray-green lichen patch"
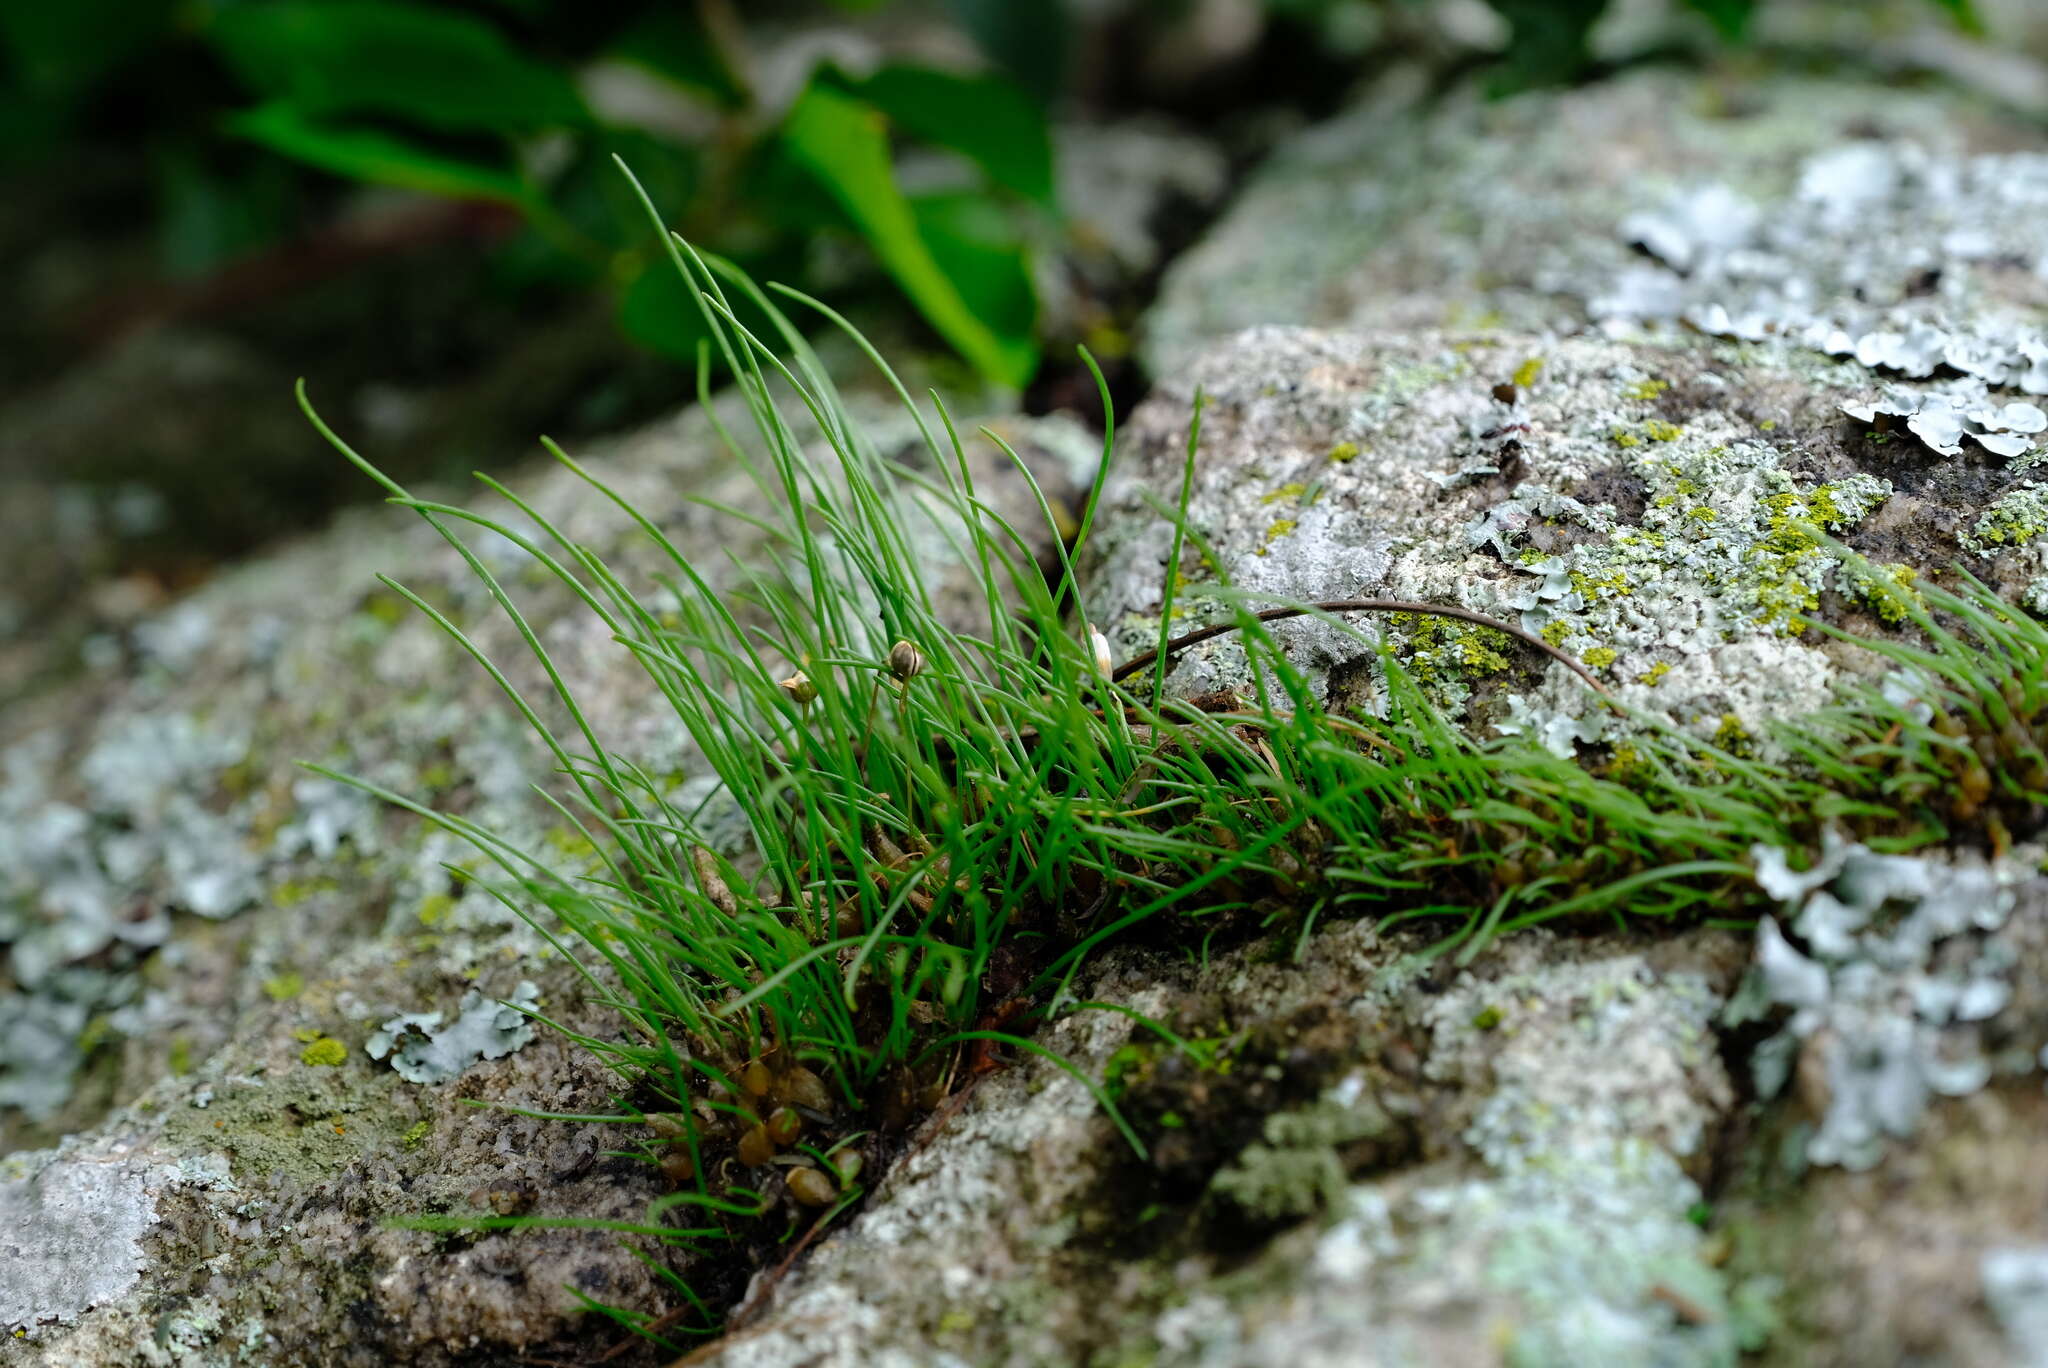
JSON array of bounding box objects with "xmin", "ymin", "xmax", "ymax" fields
[
  {"xmin": 1734, "ymin": 835, "xmax": 2023, "ymax": 1170},
  {"xmin": 1592, "ymin": 140, "xmax": 2048, "ymax": 393},
  {"xmin": 366, "ymin": 982, "xmax": 540, "ymax": 1084},
  {"xmin": 1082, "ymin": 327, "xmax": 1925, "ymax": 756},
  {"xmin": 1840, "ymin": 387, "xmax": 2047, "ymax": 463},
  {"xmin": 1143, "ymin": 68, "xmax": 2019, "ymax": 376},
  {"xmin": 1964, "ymin": 481, "xmax": 2048, "ymax": 556},
  {"xmin": 1123, "ymin": 932, "xmax": 1760, "ymax": 1368},
  {"xmin": 1982, "ymin": 1246, "xmax": 2048, "ymax": 1363},
  {"xmin": 1, "ymin": 1151, "xmax": 160, "ymax": 1335},
  {"xmin": 1207, "ymin": 1082, "xmax": 1391, "ymax": 1225}
]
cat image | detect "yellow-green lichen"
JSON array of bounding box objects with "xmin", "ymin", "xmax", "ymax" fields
[
  {"xmin": 1261, "ymin": 482, "xmax": 1310, "ymax": 505},
  {"xmin": 299, "ymin": 1036, "xmax": 348, "ymax": 1068},
  {"xmin": 1328, "ymin": 441, "xmax": 1360, "ymax": 463},
  {"xmin": 1570, "ymin": 569, "xmax": 1632, "ymax": 601},
  {"xmin": 1393, "ymin": 612, "xmax": 1512, "ymax": 688},
  {"xmin": 1582, "ymin": 646, "xmax": 1617, "ymax": 670},
  {"xmin": 1745, "ymin": 477, "xmax": 1893, "ymax": 634},
  {"xmin": 1255, "ymin": 518, "xmax": 1299, "ymax": 556},
  {"xmin": 1625, "ymin": 378, "xmax": 1670, "ymax": 401},
  {"xmin": 262, "ymin": 972, "xmax": 304, "ymax": 1002},
  {"xmin": 402, "ymin": 1120, "xmax": 432, "ymax": 1151},
  {"xmin": 1712, "ymin": 714, "xmax": 1757, "ymax": 759},
  {"xmin": 416, "ymin": 892, "xmax": 457, "ymax": 928},
  {"xmin": 272, "ymin": 877, "xmax": 338, "ymax": 909},
  {"xmin": 1963, "ymin": 483, "xmax": 2048, "ymax": 557},
  {"xmin": 1843, "ymin": 560, "xmax": 1923, "ymax": 624},
  {"xmin": 1643, "ymin": 419, "xmax": 1684, "ymax": 443},
  {"xmin": 1637, "ymin": 661, "xmax": 1672, "ymax": 687},
  {"xmin": 1606, "ymin": 743, "xmax": 1659, "ymax": 788},
  {"xmin": 1513, "ymin": 357, "xmax": 1544, "ymax": 388}
]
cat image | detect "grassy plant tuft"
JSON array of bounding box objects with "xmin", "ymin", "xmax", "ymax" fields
[{"xmin": 301, "ymin": 168, "xmax": 2048, "ymax": 1343}]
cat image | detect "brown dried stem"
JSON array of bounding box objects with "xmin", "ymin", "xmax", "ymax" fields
[{"xmin": 1110, "ymin": 598, "xmax": 1613, "ymax": 702}]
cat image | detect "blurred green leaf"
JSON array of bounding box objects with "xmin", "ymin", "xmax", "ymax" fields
[
  {"xmin": 782, "ymin": 83, "xmax": 1037, "ymax": 387},
  {"xmin": 911, "ymin": 191, "xmax": 1037, "ymax": 347},
  {"xmin": 945, "ymin": 0, "xmax": 1069, "ymax": 107},
  {"xmin": 615, "ymin": 254, "xmax": 715, "ymax": 362},
  {"xmin": 209, "ymin": 1, "xmax": 587, "ymax": 135},
  {"xmin": 1482, "ymin": 0, "xmax": 1609, "ymax": 91},
  {"xmin": 228, "ymin": 103, "xmax": 535, "ymax": 204},
  {"xmin": 612, "ymin": 7, "xmax": 748, "ymax": 108},
  {"xmin": 848, "ymin": 65, "xmax": 1055, "ymax": 208},
  {"xmin": 1928, "ymin": 0, "xmax": 1985, "ymax": 35},
  {"xmin": 552, "ymin": 129, "xmax": 701, "ymax": 251},
  {"xmin": 1679, "ymin": 0, "xmax": 1756, "ymax": 40}
]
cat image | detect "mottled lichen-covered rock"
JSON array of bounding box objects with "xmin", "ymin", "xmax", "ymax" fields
[
  {"xmin": 1142, "ymin": 66, "xmax": 2037, "ymax": 376},
  {"xmin": 1083, "ymin": 323, "xmax": 2022, "ymax": 756},
  {"xmin": 15, "ymin": 46, "xmax": 2048, "ymax": 1368},
  {"xmin": 1102, "ymin": 57, "xmax": 2048, "ymax": 748},
  {"xmin": 4, "ymin": 965, "xmax": 679, "ymax": 1366},
  {"xmin": 0, "ymin": 384, "xmax": 1092, "ymax": 1360},
  {"xmin": 697, "ymin": 921, "xmax": 1755, "ymax": 1368},
  {"xmin": 1074, "ymin": 57, "xmax": 2048, "ymax": 1368}
]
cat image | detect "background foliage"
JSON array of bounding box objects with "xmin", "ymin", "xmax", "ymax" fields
[{"xmin": 2, "ymin": 0, "xmax": 1982, "ymax": 388}]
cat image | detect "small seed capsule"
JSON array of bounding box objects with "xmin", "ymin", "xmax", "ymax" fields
[
  {"xmin": 775, "ymin": 1065, "xmax": 834, "ymax": 1113},
  {"xmin": 692, "ymin": 846, "xmax": 738, "ymax": 917},
  {"xmin": 780, "ymin": 670, "xmax": 818, "ymax": 707},
  {"xmin": 740, "ymin": 1059, "xmax": 774, "ymax": 1098},
  {"xmin": 765, "ymin": 1106, "xmax": 802, "ymax": 1146},
  {"xmin": 786, "ymin": 1166, "xmax": 838, "ymax": 1208},
  {"xmin": 737, "ymin": 1123, "xmax": 775, "ymax": 1168},
  {"xmin": 887, "ymin": 640, "xmax": 926, "ymax": 682},
  {"xmin": 830, "ymin": 1149, "xmax": 864, "ymax": 1187},
  {"xmin": 660, "ymin": 1149, "xmax": 696, "ymax": 1184}
]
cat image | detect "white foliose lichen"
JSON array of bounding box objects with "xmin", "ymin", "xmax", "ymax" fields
[
  {"xmin": 1981, "ymin": 1245, "xmax": 2048, "ymax": 1365},
  {"xmin": 365, "ymin": 981, "xmax": 542, "ymax": 1084},
  {"xmin": 1733, "ymin": 832, "xmax": 2021, "ymax": 1170},
  {"xmin": 1839, "ymin": 387, "xmax": 2048, "ymax": 463},
  {"xmin": 1588, "ymin": 142, "xmax": 2048, "ymax": 404}
]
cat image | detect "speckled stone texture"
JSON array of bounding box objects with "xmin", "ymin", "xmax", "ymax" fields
[
  {"xmin": 713, "ymin": 59, "xmax": 2048, "ymax": 1368},
  {"xmin": 0, "ymin": 386, "xmax": 1092, "ymax": 1362},
  {"xmin": 699, "ymin": 924, "xmax": 1755, "ymax": 1368},
  {"xmin": 13, "ymin": 46, "xmax": 2048, "ymax": 1368}
]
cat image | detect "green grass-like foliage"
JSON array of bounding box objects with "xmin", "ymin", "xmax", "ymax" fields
[{"xmin": 299, "ymin": 169, "xmax": 2048, "ymax": 1343}]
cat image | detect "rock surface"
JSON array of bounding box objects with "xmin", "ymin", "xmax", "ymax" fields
[
  {"xmin": 11, "ymin": 46, "xmax": 2048, "ymax": 1368},
  {"xmin": 0, "ymin": 380, "xmax": 1091, "ymax": 1360}
]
